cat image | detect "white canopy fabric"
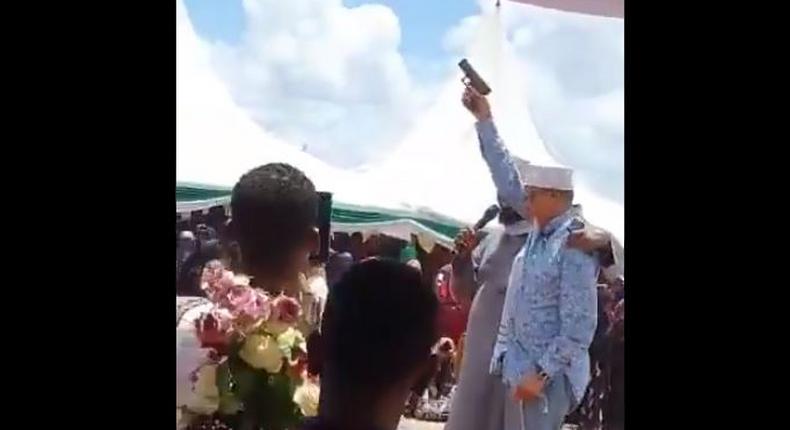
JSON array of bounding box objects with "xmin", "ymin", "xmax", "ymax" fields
[{"xmin": 177, "ymin": 0, "xmax": 623, "ymax": 244}]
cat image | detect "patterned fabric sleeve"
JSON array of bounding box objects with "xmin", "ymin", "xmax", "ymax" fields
[
  {"xmin": 537, "ymin": 249, "xmax": 598, "ymax": 378},
  {"xmin": 475, "ymin": 119, "xmax": 528, "ymax": 219}
]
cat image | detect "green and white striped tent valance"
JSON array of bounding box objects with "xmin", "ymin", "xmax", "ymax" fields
[{"xmin": 177, "ymin": 183, "xmax": 463, "ymax": 248}]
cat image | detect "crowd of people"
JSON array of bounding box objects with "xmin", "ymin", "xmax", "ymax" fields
[{"xmin": 176, "ymin": 86, "xmax": 624, "ymax": 430}]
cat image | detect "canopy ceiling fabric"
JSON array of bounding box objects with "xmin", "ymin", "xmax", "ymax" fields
[{"xmin": 176, "ymin": 184, "xmax": 462, "ymax": 247}]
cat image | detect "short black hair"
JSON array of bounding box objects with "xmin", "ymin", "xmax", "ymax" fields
[
  {"xmin": 322, "ymin": 259, "xmax": 438, "ymax": 393},
  {"xmin": 231, "ymin": 163, "xmax": 318, "ymax": 275}
]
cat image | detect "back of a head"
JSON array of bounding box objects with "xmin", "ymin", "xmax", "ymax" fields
[
  {"xmin": 326, "ymin": 251, "xmax": 353, "ymax": 289},
  {"xmin": 322, "ymin": 259, "xmax": 438, "ymax": 396},
  {"xmin": 231, "ymin": 163, "xmax": 318, "ymax": 277},
  {"xmin": 199, "ymin": 239, "xmax": 222, "ymax": 262}
]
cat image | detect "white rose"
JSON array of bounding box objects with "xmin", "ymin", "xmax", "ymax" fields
[
  {"xmin": 238, "ymin": 334, "xmax": 284, "ymax": 373},
  {"xmin": 293, "ymin": 379, "xmax": 320, "ymax": 417}
]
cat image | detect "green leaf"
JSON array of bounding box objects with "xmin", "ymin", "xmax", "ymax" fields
[{"xmin": 220, "ymin": 351, "xmax": 305, "ymax": 429}]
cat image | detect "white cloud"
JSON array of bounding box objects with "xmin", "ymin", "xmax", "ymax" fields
[
  {"xmin": 442, "ymin": 15, "xmax": 481, "ymax": 54},
  {"xmin": 198, "ymin": 0, "xmax": 431, "ymax": 167}
]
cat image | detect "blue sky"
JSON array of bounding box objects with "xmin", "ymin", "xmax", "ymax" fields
[
  {"xmin": 180, "ymin": 0, "xmax": 624, "ymax": 203},
  {"xmin": 185, "ymin": 0, "xmax": 476, "ymax": 57},
  {"xmin": 184, "ymin": 0, "xmax": 479, "ymax": 82}
]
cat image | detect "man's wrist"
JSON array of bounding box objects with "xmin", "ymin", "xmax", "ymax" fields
[{"xmin": 475, "ymin": 115, "xmax": 493, "ymax": 124}]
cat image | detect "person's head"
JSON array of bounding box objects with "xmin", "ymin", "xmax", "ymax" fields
[
  {"xmin": 522, "ymin": 164, "xmax": 574, "ymax": 227},
  {"xmin": 177, "ymin": 231, "xmax": 197, "ymax": 259},
  {"xmin": 526, "ymin": 186, "xmax": 573, "ymax": 224},
  {"xmin": 230, "ymin": 163, "xmax": 319, "ymax": 286},
  {"xmin": 434, "ymin": 337, "xmax": 456, "ymax": 358},
  {"xmin": 349, "ymin": 232, "xmax": 364, "ymax": 260},
  {"xmin": 326, "ymin": 251, "xmax": 354, "ymax": 289},
  {"xmin": 320, "ymin": 259, "xmax": 439, "ymax": 429}
]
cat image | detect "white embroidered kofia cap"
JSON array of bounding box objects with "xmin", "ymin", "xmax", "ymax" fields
[{"xmin": 522, "ymin": 163, "xmax": 574, "ymax": 191}]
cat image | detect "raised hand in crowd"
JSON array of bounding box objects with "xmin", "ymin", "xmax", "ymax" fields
[{"xmin": 453, "ymin": 228, "xmax": 480, "ymax": 259}]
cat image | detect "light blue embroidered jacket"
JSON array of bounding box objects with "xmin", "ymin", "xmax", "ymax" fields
[{"xmin": 475, "ymin": 119, "xmax": 599, "ymax": 403}]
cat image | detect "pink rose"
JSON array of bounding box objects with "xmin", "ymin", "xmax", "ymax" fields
[
  {"xmin": 237, "ymin": 289, "xmax": 272, "ymax": 322},
  {"xmin": 221, "ymin": 286, "xmax": 272, "ymax": 332},
  {"xmin": 195, "ymin": 309, "xmax": 233, "ymax": 353},
  {"xmin": 270, "ymin": 295, "xmax": 301, "ymax": 325},
  {"xmin": 201, "ymin": 261, "xmax": 236, "ymax": 302},
  {"xmin": 220, "ymin": 284, "xmax": 253, "ymax": 310}
]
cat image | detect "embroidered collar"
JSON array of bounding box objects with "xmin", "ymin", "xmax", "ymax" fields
[{"xmin": 537, "ymin": 208, "xmax": 574, "ymax": 237}]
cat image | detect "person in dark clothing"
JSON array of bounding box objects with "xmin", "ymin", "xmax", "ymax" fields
[
  {"xmin": 176, "ymin": 239, "xmax": 221, "ymax": 297},
  {"xmin": 300, "ymin": 259, "xmax": 439, "ymax": 430},
  {"xmin": 306, "ymin": 330, "xmax": 323, "ymax": 378},
  {"xmin": 565, "ymin": 285, "xmax": 616, "ymax": 428},
  {"xmin": 325, "ymin": 251, "xmax": 353, "ymax": 290}
]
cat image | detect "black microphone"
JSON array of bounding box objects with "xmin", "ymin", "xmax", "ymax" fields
[
  {"xmin": 453, "ymin": 205, "xmax": 500, "ymax": 255},
  {"xmin": 474, "ymin": 204, "xmax": 501, "ymax": 231}
]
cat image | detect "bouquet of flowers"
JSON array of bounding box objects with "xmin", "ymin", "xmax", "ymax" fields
[{"xmin": 182, "ymin": 260, "xmax": 318, "ymax": 430}]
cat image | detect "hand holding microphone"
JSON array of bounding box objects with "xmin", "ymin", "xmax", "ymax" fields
[
  {"xmin": 453, "ymin": 205, "xmax": 500, "ymax": 257},
  {"xmin": 454, "ymin": 228, "xmax": 478, "ymax": 258}
]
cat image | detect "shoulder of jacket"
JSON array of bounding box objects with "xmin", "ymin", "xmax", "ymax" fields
[{"xmin": 566, "ymin": 216, "xmax": 586, "ymax": 232}]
